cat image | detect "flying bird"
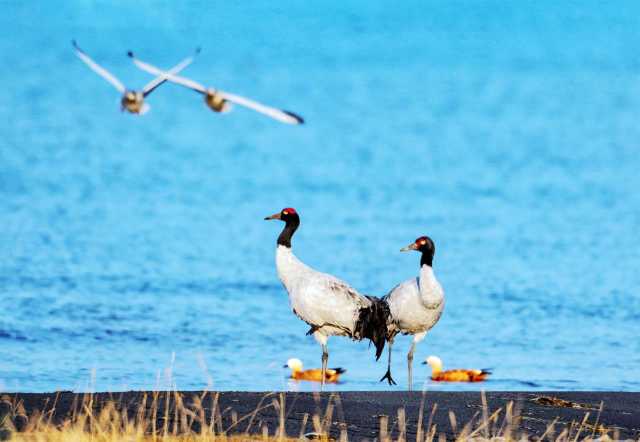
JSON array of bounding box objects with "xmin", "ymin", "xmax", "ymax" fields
[
  {"xmin": 423, "ymin": 356, "xmax": 491, "ymax": 382},
  {"xmin": 380, "ymin": 236, "xmax": 445, "ymax": 390},
  {"xmin": 284, "ymin": 358, "xmax": 346, "ymax": 383},
  {"xmin": 127, "ymin": 52, "xmax": 304, "ymax": 124},
  {"xmin": 265, "ymin": 208, "xmax": 389, "ymax": 387},
  {"xmin": 72, "ymin": 40, "xmax": 198, "ymax": 114}
]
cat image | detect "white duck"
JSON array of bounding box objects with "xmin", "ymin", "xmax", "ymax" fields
[
  {"xmin": 72, "ymin": 41, "xmax": 198, "ymax": 114},
  {"xmin": 128, "ymin": 52, "xmax": 304, "ymax": 125},
  {"xmin": 381, "ymin": 236, "xmax": 445, "ymax": 390},
  {"xmin": 265, "ymin": 207, "xmax": 388, "ymax": 386}
]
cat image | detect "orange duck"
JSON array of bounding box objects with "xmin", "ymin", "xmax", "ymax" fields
[
  {"xmin": 285, "ymin": 358, "xmax": 345, "ymax": 383},
  {"xmin": 423, "ymin": 356, "xmax": 490, "ymax": 382}
]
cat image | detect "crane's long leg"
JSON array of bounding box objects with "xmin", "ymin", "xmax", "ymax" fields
[
  {"xmin": 379, "ymin": 338, "xmax": 396, "ymax": 385},
  {"xmin": 407, "ymin": 341, "xmax": 416, "ymax": 391},
  {"xmin": 321, "ymin": 344, "xmax": 328, "ymax": 390}
]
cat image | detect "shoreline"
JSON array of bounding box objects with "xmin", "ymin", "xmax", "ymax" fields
[{"xmin": 2, "ymin": 391, "xmax": 639, "ymax": 439}]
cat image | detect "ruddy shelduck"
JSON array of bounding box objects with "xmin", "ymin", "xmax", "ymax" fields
[
  {"xmin": 423, "ymin": 356, "xmax": 490, "ymax": 382},
  {"xmin": 284, "ymin": 358, "xmax": 345, "ymax": 383}
]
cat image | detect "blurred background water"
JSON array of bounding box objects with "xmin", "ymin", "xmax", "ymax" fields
[{"xmin": 0, "ymin": 1, "xmax": 639, "ymax": 392}]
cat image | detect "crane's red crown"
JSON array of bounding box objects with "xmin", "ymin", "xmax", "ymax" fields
[{"xmin": 282, "ymin": 208, "xmax": 297, "ymax": 215}]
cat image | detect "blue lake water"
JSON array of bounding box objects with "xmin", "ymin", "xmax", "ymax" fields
[{"xmin": 1, "ymin": 1, "xmax": 639, "ymax": 392}]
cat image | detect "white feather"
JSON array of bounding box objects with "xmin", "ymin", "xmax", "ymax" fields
[
  {"xmin": 219, "ymin": 91, "xmax": 303, "ymax": 124},
  {"xmin": 384, "ymin": 265, "xmax": 445, "ymax": 336},
  {"xmin": 140, "ymin": 53, "xmax": 199, "ymax": 96},
  {"xmin": 131, "ymin": 56, "xmax": 208, "ymax": 94},
  {"xmin": 73, "ymin": 41, "xmax": 126, "ymax": 93},
  {"xmin": 275, "ymin": 245, "xmax": 371, "ymax": 338}
]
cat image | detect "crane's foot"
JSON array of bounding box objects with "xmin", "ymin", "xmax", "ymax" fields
[{"xmin": 379, "ymin": 369, "xmax": 397, "ymax": 385}]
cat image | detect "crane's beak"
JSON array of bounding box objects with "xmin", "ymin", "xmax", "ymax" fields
[
  {"xmin": 400, "ymin": 242, "xmax": 419, "ymax": 252},
  {"xmin": 264, "ymin": 212, "xmax": 281, "ymax": 221}
]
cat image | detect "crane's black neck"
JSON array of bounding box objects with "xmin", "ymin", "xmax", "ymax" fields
[
  {"xmin": 420, "ymin": 250, "xmax": 434, "ymax": 267},
  {"xmin": 277, "ymin": 216, "xmax": 300, "ymax": 248}
]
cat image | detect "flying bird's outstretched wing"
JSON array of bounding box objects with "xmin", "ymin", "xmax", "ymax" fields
[
  {"xmin": 129, "ymin": 51, "xmax": 208, "ymax": 94},
  {"xmin": 72, "ymin": 40, "xmax": 126, "ymax": 93},
  {"xmin": 139, "ymin": 48, "xmax": 201, "ymax": 97},
  {"xmin": 218, "ymin": 91, "xmax": 304, "ymax": 125},
  {"xmin": 160, "ymin": 73, "xmax": 208, "ymax": 94}
]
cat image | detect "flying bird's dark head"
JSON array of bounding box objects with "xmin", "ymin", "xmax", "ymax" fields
[{"xmin": 264, "ymin": 207, "xmax": 298, "ymax": 222}]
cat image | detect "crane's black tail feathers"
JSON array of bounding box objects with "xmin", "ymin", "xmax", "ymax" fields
[{"xmin": 355, "ymin": 296, "xmax": 391, "ymax": 361}]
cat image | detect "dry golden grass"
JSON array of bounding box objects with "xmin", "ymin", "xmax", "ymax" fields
[{"xmin": 0, "ymin": 391, "xmax": 625, "ymax": 442}]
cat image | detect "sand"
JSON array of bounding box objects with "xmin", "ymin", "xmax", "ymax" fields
[{"xmin": 3, "ymin": 391, "xmax": 639, "ymax": 440}]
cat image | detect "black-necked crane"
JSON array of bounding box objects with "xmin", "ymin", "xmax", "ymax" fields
[
  {"xmin": 380, "ymin": 236, "xmax": 445, "ymax": 390},
  {"xmin": 264, "ymin": 207, "xmax": 388, "ymax": 387}
]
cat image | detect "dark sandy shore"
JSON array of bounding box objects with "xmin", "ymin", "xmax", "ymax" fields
[{"xmin": 3, "ymin": 391, "xmax": 639, "ymax": 440}]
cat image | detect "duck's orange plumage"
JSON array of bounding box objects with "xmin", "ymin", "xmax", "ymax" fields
[
  {"xmin": 291, "ymin": 367, "xmax": 345, "ymax": 383},
  {"xmin": 424, "ymin": 356, "xmax": 490, "ymax": 383},
  {"xmin": 431, "ymin": 369, "xmax": 490, "ymax": 382},
  {"xmin": 285, "ymin": 358, "xmax": 346, "ymax": 383}
]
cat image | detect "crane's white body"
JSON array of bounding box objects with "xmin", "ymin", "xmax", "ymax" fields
[
  {"xmin": 385, "ymin": 264, "xmax": 444, "ymax": 338},
  {"xmin": 275, "ymin": 245, "xmax": 371, "ymax": 343}
]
